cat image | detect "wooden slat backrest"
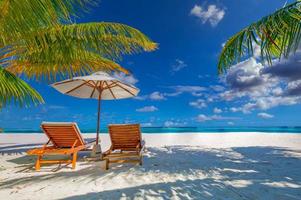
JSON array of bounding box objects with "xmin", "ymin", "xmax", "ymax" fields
[
  {"xmin": 108, "ymin": 124, "xmax": 142, "ymax": 150},
  {"xmin": 41, "ymin": 122, "xmax": 85, "ymax": 148}
]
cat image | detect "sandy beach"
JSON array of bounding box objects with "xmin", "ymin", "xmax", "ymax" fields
[{"xmin": 0, "ymin": 132, "xmax": 301, "ymax": 199}]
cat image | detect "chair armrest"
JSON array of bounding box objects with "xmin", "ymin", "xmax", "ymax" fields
[
  {"xmin": 27, "ymin": 140, "xmax": 51, "ymax": 155},
  {"xmin": 103, "ymin": 146, "xmax": 113, "ymax": 156},
  {"xmin": 41, "ymin": 139, "xmax": 51, "ymax": 153},
  {"xmin": 74, "ymin": 144, "xmax": 87, "ymax": 152},
  {"xmin": 43, "ymin": 139, "xmax": 51, "ymax": 148},
  {"xmin": 71, "ymin": 139, "xmax": 78, "ymax": 149}
]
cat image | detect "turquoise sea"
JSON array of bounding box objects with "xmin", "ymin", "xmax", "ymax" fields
[{"xmin": 2, "ymin": 127, "xmax": 301, "ymax": 133}]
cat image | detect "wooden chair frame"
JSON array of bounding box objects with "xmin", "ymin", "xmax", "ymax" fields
[
  {"xmin": 103, "ymin": 124, "xmax": 145, "ymax": 170},
  {"xmin": 27, "ymin": 122, "xmax": 94, "ymax": 171}
]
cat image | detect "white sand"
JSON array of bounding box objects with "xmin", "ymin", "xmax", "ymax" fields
[{"xmin": 1, "ymin": 132, "xmax": 301, "ymax": 200}]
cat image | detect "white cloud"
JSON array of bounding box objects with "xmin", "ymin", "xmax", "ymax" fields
[
  {"xmin": 167, "ymin": 85, "xmax": 206, "ymax": 97},
  {"xmin": 189, "ymin": 99, "xmax": 207, "ymax": 109},
  {"xmin": 257, "ymin": 112, "xmax": 274, "ymax": 119},
  {"xmin": 187, "ymin": 51, "xmax": 301, "ymax": 115},
  {"xmin": 272, "ymin": 87, "xmax": 283, "ymax": 96},
  {"xmin": 171, "ymin": 59, "xmax": 187, "ymax": 73},
  {"xmin": 210, "ymin": 85, "xmax": 225, "ymax": 92},
  {"xmin": 222, "ymin": 58, "xmax": 273, "ymax": 96},
  {"xmin": 149, "ymin": 92, "xmax": 166, "ymax": 100},
  {"xmin": 219, "ymin": 56, "xmax": 301, "ymax": 113},
  {"xmin": 196, "ymin": 114, "xmax": 211, "ymax": 122},
  {"xmin": 163, "ymin": 120, "xmax": 186, "ymax": 127},
  {"xmin": 262, "ymin": 51, "xmax": 301, "ymax": 81},
  {"xmin": 135, "ymin": 91, "xmax": 166, "ymax": 101},
  {"xmin": 211, "ymin": 115, "xmax": 239, "ymax": 120},
  {"xmin": 164, "ymin": 121, "xmax": 175, "ymax": 127},
  {"xmin": 196, "ymin": 114, "xmax": 239, "ymax": 122},
  {"xmin": 286, "ymin": 80, "xmax": 301, "ymax": 96},
  {"xmin": 190, "ymin": 4, "xmax": 225, "ymax": 27},
  {"xmin": 136, "ymin": 85, "xmax": 207, "ymax": 101},
  {"xmin": 136, "ymin": 106, "xmax": 158, "ymax": 112},
  {"xmin": 113, "ymin": 72, "xmax": 138, "ymax": 85},
  {"xmin": 230, "ymin": 107, "xmax": 240, "ymax": 113},
  {"xmin": 213, "ymin": 107, "xmax": 222, "ymax": 114}
]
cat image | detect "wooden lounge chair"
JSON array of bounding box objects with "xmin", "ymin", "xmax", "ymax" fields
[
  {"xmin": 27, "ymin": 122, "xmax": 94, "ymax": 171},
  {"xmin": 103, "ymin": 124, "xmax": 145, "ymax": 170}
]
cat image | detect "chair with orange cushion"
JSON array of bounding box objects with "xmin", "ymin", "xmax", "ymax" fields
[
  {"xmin": 27, "ymin": 122, "xmax": 94, "ymax": 171},
  {"xmin": 103, "ymin": 124, "xmax": 145, "ymax": 170}
]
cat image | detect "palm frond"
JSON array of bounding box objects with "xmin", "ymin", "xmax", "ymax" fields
[
  {"xmin": 0, "ymin": 0, "xmax": 95, "ymax": 44},
  {"xmin": 4, "ymin": 22, "xmax": 157, "ymax": 81},
  {"xmin": 18, "ymin": 22, "xmax": 158, "ymax": 60},
  {"xmin": 7, "ymin": 52, "xmax": 127, "ymax": 81},
  {"xmin": 218, "ymin": 1, "xmax": 301, "ymax": 73},
  {"xmin": 0, "ymin": 67, "xmax": 44, "ymax": 107},
  {"xmin": 0, "ymin": 0, "xmax": 157, "ymax": 108}
]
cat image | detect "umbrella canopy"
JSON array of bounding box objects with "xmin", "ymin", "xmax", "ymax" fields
[
  {"xmin": 52, "ymin": 71, "xmax": 139, "ymax": 100},
  {"xmin": 51, "ymin": 71, "xmax": 139, "ymax": 144}
]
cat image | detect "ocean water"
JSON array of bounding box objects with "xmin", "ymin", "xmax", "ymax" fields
[{"xmin": 2, "ymin": 127, "xmax": 301, "ymax": 133}]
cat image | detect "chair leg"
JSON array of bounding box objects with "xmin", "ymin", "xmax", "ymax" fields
[
  {"xmin": 35, "ymin": 155, "xmax": 41, "ymax": 171},
  {"xmin": 105, "ymin": 159, "xmax": 109, "ymax": 170},
  {"xmin": 72, "ymin": 152, "xmax": 78, "ymax": 169},
  {"xmin": 139, "ymin": 155, "xmax": 143, "ymax": 166}
]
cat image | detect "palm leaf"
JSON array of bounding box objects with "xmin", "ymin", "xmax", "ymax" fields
[
  {"xmin": 218, "ymin": 1, "xmax": 301, "ymax": 73},
  {"xmin": 5, "ymin": 22, "xmax": 157, "ymax": 81},
  {"xmin": 0, "ymin": 67, "xmax": 44, "ymax": 107},
  {"xmin": 7, "ymin": 52, "xmax": 127, "ymax": 81},
  {"xmin": 0, "ymin": 0, "xmax": 157, "ymax": 108},
  {"xmin": 0, "ymin": 0, "xmax": 94, "ymax": 44},
  {"xmin": 19, "ymin": 22, "xmax": 158, "ymax": 60}
]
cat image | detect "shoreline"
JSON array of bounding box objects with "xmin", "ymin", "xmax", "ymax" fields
[
  {"xmin": 3, "ymin": 130, "xmax": 301, "ymax": 134},
  {"xmin": 2, "ymin": 131, "xmax": 301, "ymax": 134}
]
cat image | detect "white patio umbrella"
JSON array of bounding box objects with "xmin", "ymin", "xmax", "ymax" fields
[{"xmin": 51, "ymin": 71, "xmax": 139, "ymax": 146}]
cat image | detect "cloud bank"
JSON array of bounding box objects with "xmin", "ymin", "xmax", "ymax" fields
[{"xmin": 219, "ymin": 54, "xmax": 301, "ymax": 113}]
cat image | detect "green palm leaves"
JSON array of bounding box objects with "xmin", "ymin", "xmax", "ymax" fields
[
  {"xmin": 9, "ymin": 23, "xmax": 157, "ymax": 80},
  {"xmin": 0, "ymin": 0, "xmax": 157, "ymax": 107},
  {"xmin": 0, "ymin": 0, "xmax": 93, "ymax": 42},
  {"xmin": 218, "ymin": 1, "xmax": 301, "ymax": 73},
  {"xmin": 0, "ymin": 68, "xmax": 43, "ymax": 107}
]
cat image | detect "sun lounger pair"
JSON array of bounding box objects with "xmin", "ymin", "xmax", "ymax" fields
[{"xmin": 27, "ymin": 122, "xmax": 144, "ymax": 171}]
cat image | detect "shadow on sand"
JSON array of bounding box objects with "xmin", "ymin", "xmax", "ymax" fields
[
  {"xmin": 0, "ymin": 143, "xmax": 44, "ymax": 155},
  {"xmin": 1, "ymin": 146, "xmax": 301, "ymax": 199},
  {"xmin": 0, "ymin": 138, "xmax": 96, "ymax": 155}
]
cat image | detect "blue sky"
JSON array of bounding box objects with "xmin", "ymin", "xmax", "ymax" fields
[{"xmin": 1, "ymin": 0, "xmax": 301, "ymax": 130}]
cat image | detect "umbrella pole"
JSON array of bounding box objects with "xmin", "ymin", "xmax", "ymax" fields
[
  {"xmin": 96, "ymin": 92, "xmax": 101, "ymax": 145},
  {"xmin": 91, "ymin": 90, "xmax": 102, "ymax": 158}
]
